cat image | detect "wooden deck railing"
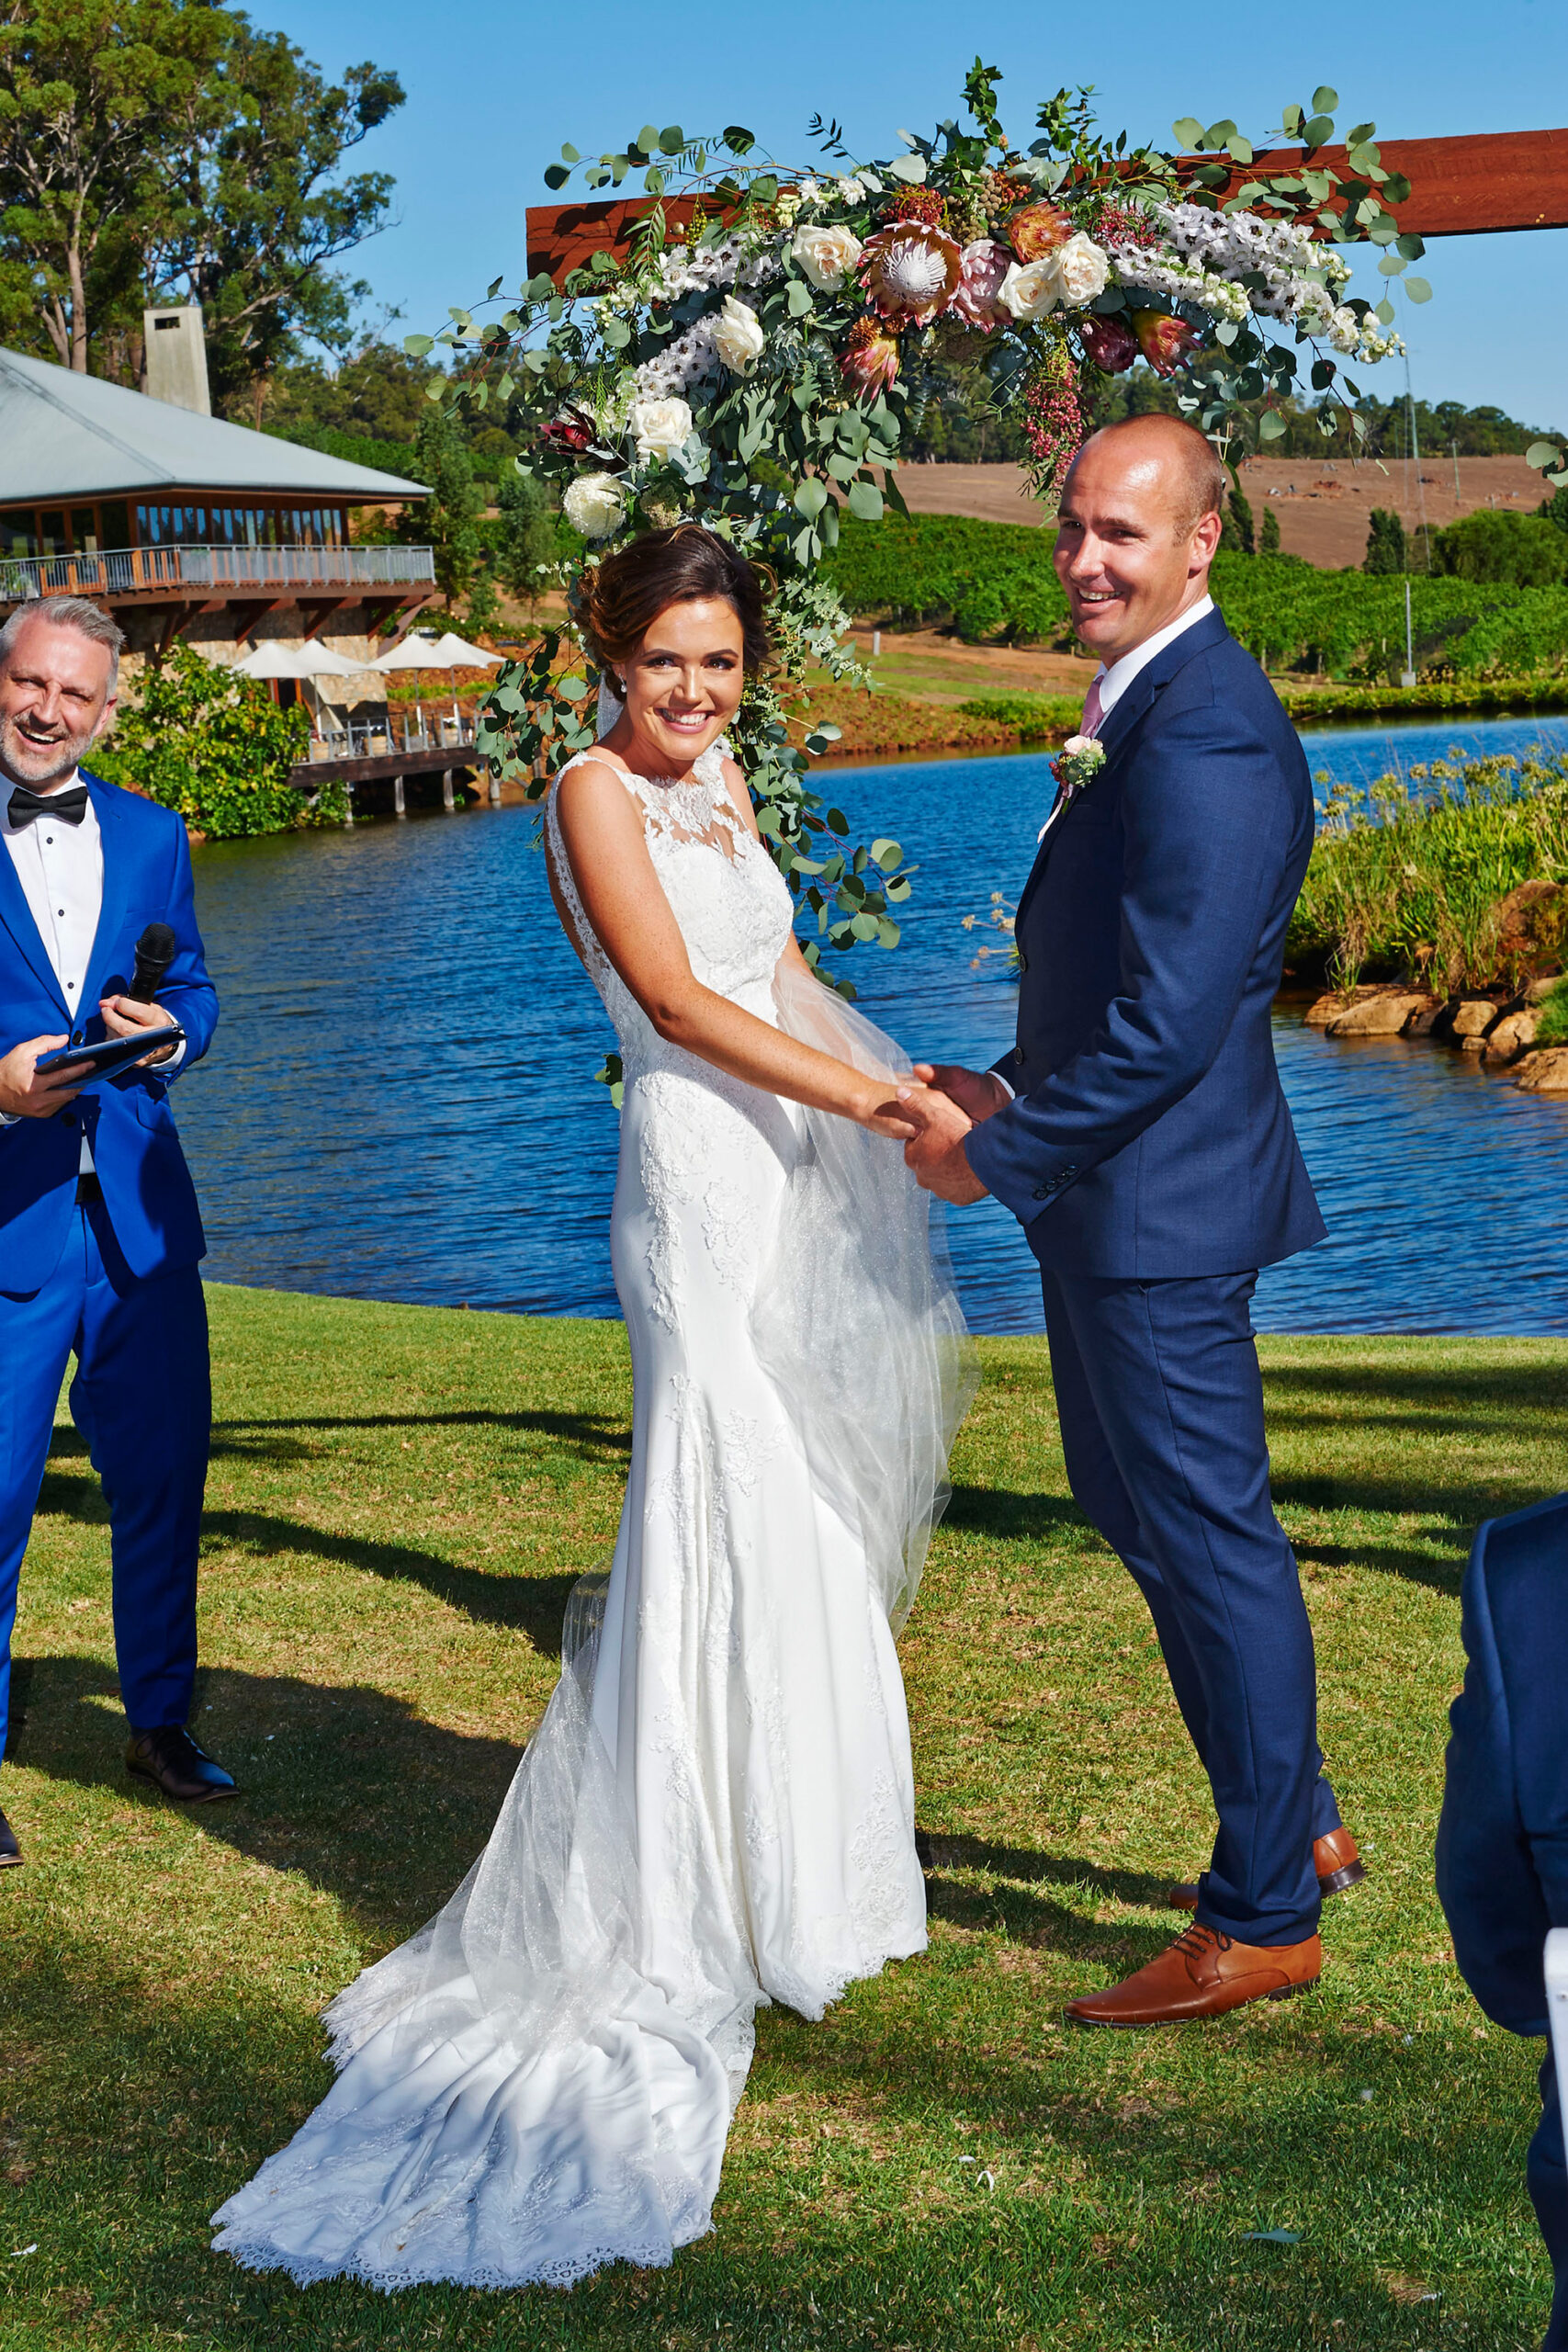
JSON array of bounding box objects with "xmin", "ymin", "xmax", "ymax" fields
[{"xmin": 0, "ymin": 543, "xmax": 436, "ymax": 603}]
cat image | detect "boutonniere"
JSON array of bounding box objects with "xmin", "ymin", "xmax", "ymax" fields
[{"xmin": 1051, "ymin": 735, "xmax": 1106, "ymax": 797}]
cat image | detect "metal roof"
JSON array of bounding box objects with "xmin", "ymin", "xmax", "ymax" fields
[{"xmin": 0, "ymin": 345, "xmax": 430, "ymax": 503}]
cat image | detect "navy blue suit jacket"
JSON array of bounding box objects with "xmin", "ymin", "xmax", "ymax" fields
[
  {"xmin": 0, "ymin": 769, "xmax": 217, "ymax": 1290},
  {"xmin": 1437, "ymin": 1495, "xmax": 1568, "ymax": 2349},
  {"xmin": 964, "ymin": 606, "xmax": 1325, "ymax": 1278},
  {"xmin": 1438, "ymin": 1496, "xmax": 1568, "ymax": 2032}
]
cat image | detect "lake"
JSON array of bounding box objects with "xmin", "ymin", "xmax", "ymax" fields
[{"xmin": 175, "ymin": 710, "xmax": 1568, "ymax": 1338}]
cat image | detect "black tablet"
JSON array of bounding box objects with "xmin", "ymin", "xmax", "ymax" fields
[{"xmin": 36, "ymin": 1025, "xmax": 186, "ymax": 1081}]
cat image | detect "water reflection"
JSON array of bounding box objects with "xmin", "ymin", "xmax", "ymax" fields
[{"xmin": 176, "ymin": 714, "xmax": 1568, "ymax": 1337}]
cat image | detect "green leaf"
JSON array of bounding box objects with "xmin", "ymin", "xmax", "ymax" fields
[
  {"xmin": 1258, "ymin": 409, "xmax": 1287, "ymax": 441},
  {"xmin": 1381, "ymin": 172, "xmax": 1411, "ymax": 204},
  {"xmin": 1280, "ymin": 102, "xmax": 1304, "ymax": 137},
  {"xmin": 637, "ymin": 123, "xmax": 660, "ymax": 153},
  {"xmin": 1244, "ymin": 2229, "xmax": 1303, "ymax": 2246},
  {"xmin": 826, "ymin": 806, "xmax": 850, "ymax": 835},
  {"xmin": 846, "ymin": 480, "xmax": 884, "ymax": 523},
  {"xmin": 723, "ymin": 124, "xmax": 755, "ymax": 154},
  {"xmin": 1302, "ymin": 114, "xmax": 1335, "ymax": 149},
  {"xmin": 1226, "ymin": 134, "xmax": 1254, "ymax": 164},
  {"xmin": 1311, "ymin": 85, "xmax": 1339, "ymax": 114},
  {"xmin": 871, "ymin": 838, "xmax": 903, "ymax": 868},
  {"xmin": 888, "ymin": 153, "xmax": 928, "ymax": 183},
  {"xmin": 786, "ymin": 277, "xmax": 815, "ymax": 317},
  {"xmin": 1404, "ymin": 276, "xmax": 1432, "ymax": 303},
  {"xmin": 1394, "ymin": 232, "xmax": 1426, "ymax": 260},
  {"xmin": 1171, "ymin": 117, "xmax": 1205, "ymax": 148},
  {"xmin": 559, "ymin": 142, "xmax": 581, "ymax": 163},
  {"xmin": 659, "ymin": 125, "xmax": 685, "ymax": 154},
  {"xmin": 1528, "ymin": 439, "xmax": 1565, "ymax": 470},
  {"xmin": 543, "ymin": 163, "xmax": 571, "ymax": 190},
  {"xmin": 1377, "ymin": 253, "xmax": 1405, "ymax": 275},
  {"xmin": 1203, "ymin": 119, "xmax": 1237, "ymax": 147},
  {"xmin": 1345, "ymin": 121, "xmax": 1376, "ymax": 146},
  {"xmin": 1374, "ymin": 297, "xmax": 1396, "ymax": 324},
  {"xmin": 793, "ymin": 478, "xmax": 829, "ymax": 519},
  {"xmin": 876, "ymin": 919, "xmax": 901, "ymax": 949},
  {"xmin": 402, "ymin": 333, "xmax": 434, "ymax": 356},
  {"xmin": 850, "ymin": 911, "xmax": 881, "ymax": 942}
]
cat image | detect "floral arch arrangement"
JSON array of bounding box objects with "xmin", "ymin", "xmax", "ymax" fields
[{"xmin": 420, "ymin": 63, "xmax": 1417, "ymax": 989}]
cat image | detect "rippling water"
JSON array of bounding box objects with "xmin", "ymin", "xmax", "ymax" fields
[{"xmin": 175, "ymin": 712, "xmax": 1568, "ymax": 1336}]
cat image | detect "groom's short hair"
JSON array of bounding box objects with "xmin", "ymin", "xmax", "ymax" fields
[{"xmin": 1079, "ymin": 416, "xmax": 1228, "ymax": 540}]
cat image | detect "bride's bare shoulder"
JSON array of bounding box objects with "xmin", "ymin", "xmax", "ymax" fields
[{"xmin": 552, "ymin": 752, "xmax": 637, "ymax": 819}]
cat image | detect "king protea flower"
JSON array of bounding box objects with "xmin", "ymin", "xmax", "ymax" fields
[
  {"xmin": 858, "ymin": 220, "xmax": 962, "ymax": 327},
  {"xmin": 1008, "ymin": 201, "xmax": 1074, "ymax": 263},
  {"xmin": 1130, "ymin": 309, "xmax": 1202, "ymax": 378},
  {"xmin": 839, "ymin": 317, "xmax": 900, "ymax": 396},
  {"xmin": 1077, "ymin": 314, "xmax": 1140, "ymax": 374},
  {"xmin": 951, "ymin": 239, "xmax": 1011, "ymax": 329}
]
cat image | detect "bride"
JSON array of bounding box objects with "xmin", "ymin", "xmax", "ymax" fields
[{"xmin": 211, "ymin": 523, "xmax": 973, "ymax": 2290}]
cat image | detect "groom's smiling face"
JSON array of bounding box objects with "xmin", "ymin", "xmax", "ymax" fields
[{"xmin": 1053, "ymin": 421, "xmax": 1224, "ymax": 666}]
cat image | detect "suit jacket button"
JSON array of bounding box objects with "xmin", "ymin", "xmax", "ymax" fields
[
  {"xmin": 62, "ymin": 1112, "xmax": 75, "ymax": 1128},
  {"xmin": 1017, "ymin": 949, "xmax": 1029, "ymax": 972},
  {"xmin": 1013, "ymin": 1048, "xmax": 1025, "ymax": 1067}
]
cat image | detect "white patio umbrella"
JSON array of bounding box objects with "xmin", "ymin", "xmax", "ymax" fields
[
  {"xmin": 371, "ymin": 630, "xmax": 501, "ymax": 673},
  {"xmin": 370, "ymin": 628, "xmax": 501, "ymax": 736},
  {"xmin": 231, "ymin": 639, "xmax": 362, "ymax": 679}
]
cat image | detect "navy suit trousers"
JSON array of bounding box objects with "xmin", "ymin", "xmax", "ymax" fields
[
  {"xmin": 1042, "ymin": 1267, "xmax": 1335, "ymax": 1946},
  {"xmin": 0, "ymin": 1200, "xmax": 209, "ymax": 1758}
]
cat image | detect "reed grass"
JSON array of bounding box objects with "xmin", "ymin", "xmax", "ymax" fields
[{"xmin": 1288, "ymin": 747, "xmax": 1568, "ymax": 993}]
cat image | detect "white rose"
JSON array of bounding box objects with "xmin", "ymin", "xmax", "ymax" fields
[
  {"xmin": 629, "ymin": 396, "xmax": 694, "ymax": 464},
  {"xmin": 792, "ymin": 222, "xmax": 863, "ymax": 293},
  {"xmin": 562, "ymin": 472, "xmax": 626, "ymax": 542},
  {"xmin": 1063, "ymin": 735, "xmax": 1098, "ymax": 758},
  {"xmin": 998, "ymin": 257, "xmax": 1061, "ymax": 322},
  {"xmin": 713, "ymin": 295, "xmax": 765, "ymax": 374},
  {"xmin": 1049, "ymin": 231, "xmax": 1111, "ymax": 309}
]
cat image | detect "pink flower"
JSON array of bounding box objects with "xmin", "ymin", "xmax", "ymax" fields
[
  {"xmin": 858, "ymin": 220, "xmax": 962, "ymax": 328},
  {"xmin": 839, "ymin": 318, "xmax": 900, "ymax": 397},
  {"xmin": 950, "ymin": 239, "xmax": 1011, "ymax": 329},
  {"xmin": 1130, "ymin": 309, "xmax": 1202, "ymax": 379},
  {"xmin": 1077, "ymin": 314, "xmax": 1140, "ymax": 374}
]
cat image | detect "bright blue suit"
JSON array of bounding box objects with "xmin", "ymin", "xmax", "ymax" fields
[
  {"xmin": 0, "ymin": 769, "xmax": 217, "ymax": 1762},
  {"xmin": 1437, "ymin": 1497, "xmax": 1568, "ymax": 2352},
  {"xmin": 964, "ymin": 608, "xmax": 1334, "ymax": 1947}
]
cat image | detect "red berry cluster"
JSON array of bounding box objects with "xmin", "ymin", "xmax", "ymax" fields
[{"xmin": 883, "ymin": 186, "xmax": 951, "ymax": 231}]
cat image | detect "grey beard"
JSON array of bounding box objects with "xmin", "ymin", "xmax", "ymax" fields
[{"xmin": 0, "ymin": 718, "xmax": 93, "ymax": 790}]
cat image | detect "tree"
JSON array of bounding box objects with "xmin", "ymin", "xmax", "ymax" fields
[
  {"xmin": 407, "ymin": 402, "xmax": 480, "ymax": 606},
  {"xmin": 0, "ymin": 0, "xmax": 224, "ymax": 370},
  {"xmin": 494, "ymin": 469, "xmax": 556, "ymax": 605},
  {"xmin": 0, "ymin": 0, "xmax": 402, "ymax": 401},
  {"xmin": 1364, "ymin": 508, "xmax": 1407, "ymax": 574},
  {"xmin": 1539, "ymin": 486, "xmax": 1568, "ymax": 536},
  {"xmin": 1431, "ymin": 508, "xmax": 1568, "ymax": 587},
  {"xmin": 1259, "ymin": 505, "xmax": 1280, "ymax": 555},
  {"xmin": 1220, "ymin": 483, "xmax": 1256, "ymax": 555}
]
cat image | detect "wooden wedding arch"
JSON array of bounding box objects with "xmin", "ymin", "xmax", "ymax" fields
[{"xmin": 525, "ymin": 126, "xmax": 1568, "ymax": 284}]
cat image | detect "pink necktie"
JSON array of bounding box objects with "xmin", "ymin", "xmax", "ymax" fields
[{"xmin": 1080, "ymin": 673, "xmax": 1106, "ymax": 741}]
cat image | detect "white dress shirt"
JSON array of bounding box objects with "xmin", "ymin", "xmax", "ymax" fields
[
  {"xmin": 993, "ymin": 593, "xmax": 1217, "ymax": 1104},
  {"xmin": 1091, "ymin": 593, "xmax": 1214, "ymax": 719},
  {"xmin": 1, "ymin": 768, "xmax": 182, "ymax": 1168}
]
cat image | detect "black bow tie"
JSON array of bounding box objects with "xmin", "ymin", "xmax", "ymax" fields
[{"xmin": 8, "ymin": 782, "xmax": 87, "ymax": 830}]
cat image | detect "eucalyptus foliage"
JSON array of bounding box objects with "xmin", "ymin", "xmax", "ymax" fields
[{"xmin": 413, "ymin": 63, "xmax": 1414, "ymax": 989}]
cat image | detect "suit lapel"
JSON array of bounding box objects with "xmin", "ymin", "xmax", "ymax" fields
[
  {"xmin": 1013, "ymin": 608, "xmax": 1232, "ymax": 936},
  {"xmin": 0, "ymin": 807, "xmax": 72, "ymax": 1018},
  {"xmin": 81, "ymin": 772, "xmax": 134, "ymax": 1009}
]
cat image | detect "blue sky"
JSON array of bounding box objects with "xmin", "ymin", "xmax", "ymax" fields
[{"xmin": 264, "ymin": 0, "xmax": 1567, "ymax": 431}]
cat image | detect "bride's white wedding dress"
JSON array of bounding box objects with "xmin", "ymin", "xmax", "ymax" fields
[{"xmin": 211, "ymin": 741, "xmax": 971, "ymax": 2290}]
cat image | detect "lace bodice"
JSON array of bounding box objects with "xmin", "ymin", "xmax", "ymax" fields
[{"xmin": 545, "ymin": 742, "xmax": 795, "ymax": 1084}]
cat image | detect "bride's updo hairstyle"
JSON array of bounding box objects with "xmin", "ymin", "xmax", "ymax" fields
[{"xmin": 578, "ymin": 523, "xmax": 773, "ymax": 689}]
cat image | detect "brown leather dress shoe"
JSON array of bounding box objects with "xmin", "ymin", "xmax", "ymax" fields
[
  {"xmin": 1065, "ymin": 1921, "xmax": 1321, "ymax": 2027},
  {"xmin": 1167, "ymin": 1825, "xmax": 1366, "ymax": 1913}
]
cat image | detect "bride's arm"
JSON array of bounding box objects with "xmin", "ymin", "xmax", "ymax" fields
[{"xmin": 553, "ymin": 759, "xmax": 917, "ymax": 1136}]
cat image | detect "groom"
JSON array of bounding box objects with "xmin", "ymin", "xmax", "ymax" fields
[{"xmin": 902, "ymin": 414, "xmax": 1359, "ymax": 2025}]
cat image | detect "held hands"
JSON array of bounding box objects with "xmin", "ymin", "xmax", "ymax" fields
[
  {"xmin": 896, "ymin": 1067, "xmax": 992, "ymax": 1206},
  {"xmin": 99, "ymin": 993, "xmax": 179, "ymax": 1067},
  {"xmin": 0, "ymin": 1035, "xmax": 79, "ymax": 1120}
]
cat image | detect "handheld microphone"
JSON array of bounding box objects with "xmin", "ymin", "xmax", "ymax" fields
[{"xmin": 129, "ymin": 922, "xmax": 177, "ymax": 1002}]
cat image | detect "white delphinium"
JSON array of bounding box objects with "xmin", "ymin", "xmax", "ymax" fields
[
  {"xmin": 653, "ymin": 235, "xmax": 777, "ymax": 305},
  {"xmin": 1106, "ymin": 199, "xmax": 1357, "ymax": 336},
  {"xmin": 634, "ymin": 315, "xmax": 722, "ymax": 399}
]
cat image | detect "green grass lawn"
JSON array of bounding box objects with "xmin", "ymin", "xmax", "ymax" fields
[{"xmin": 2, "ymin": 1287, "xmax": 1563, "ymax": 2352}]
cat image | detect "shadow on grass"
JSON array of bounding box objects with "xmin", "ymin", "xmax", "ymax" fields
[
  {"xmin": 35, "ymin": 1459, "xmax": 583, "ymax": 1649},
  {"xmin": 6, "ymin": 1651, "xmax": 528, "ymax": 1939},
  {"xmin": 942, "ymin": 1486, "xmax": 1089, "ymax": 1543},
  {"xmin": 43, "ymin": 1408, "xmax": 633, "ymax": 1474},
  {"xmin": 0, "ymin": 1902, "xmax": 1539, "ymax": 2352}
]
